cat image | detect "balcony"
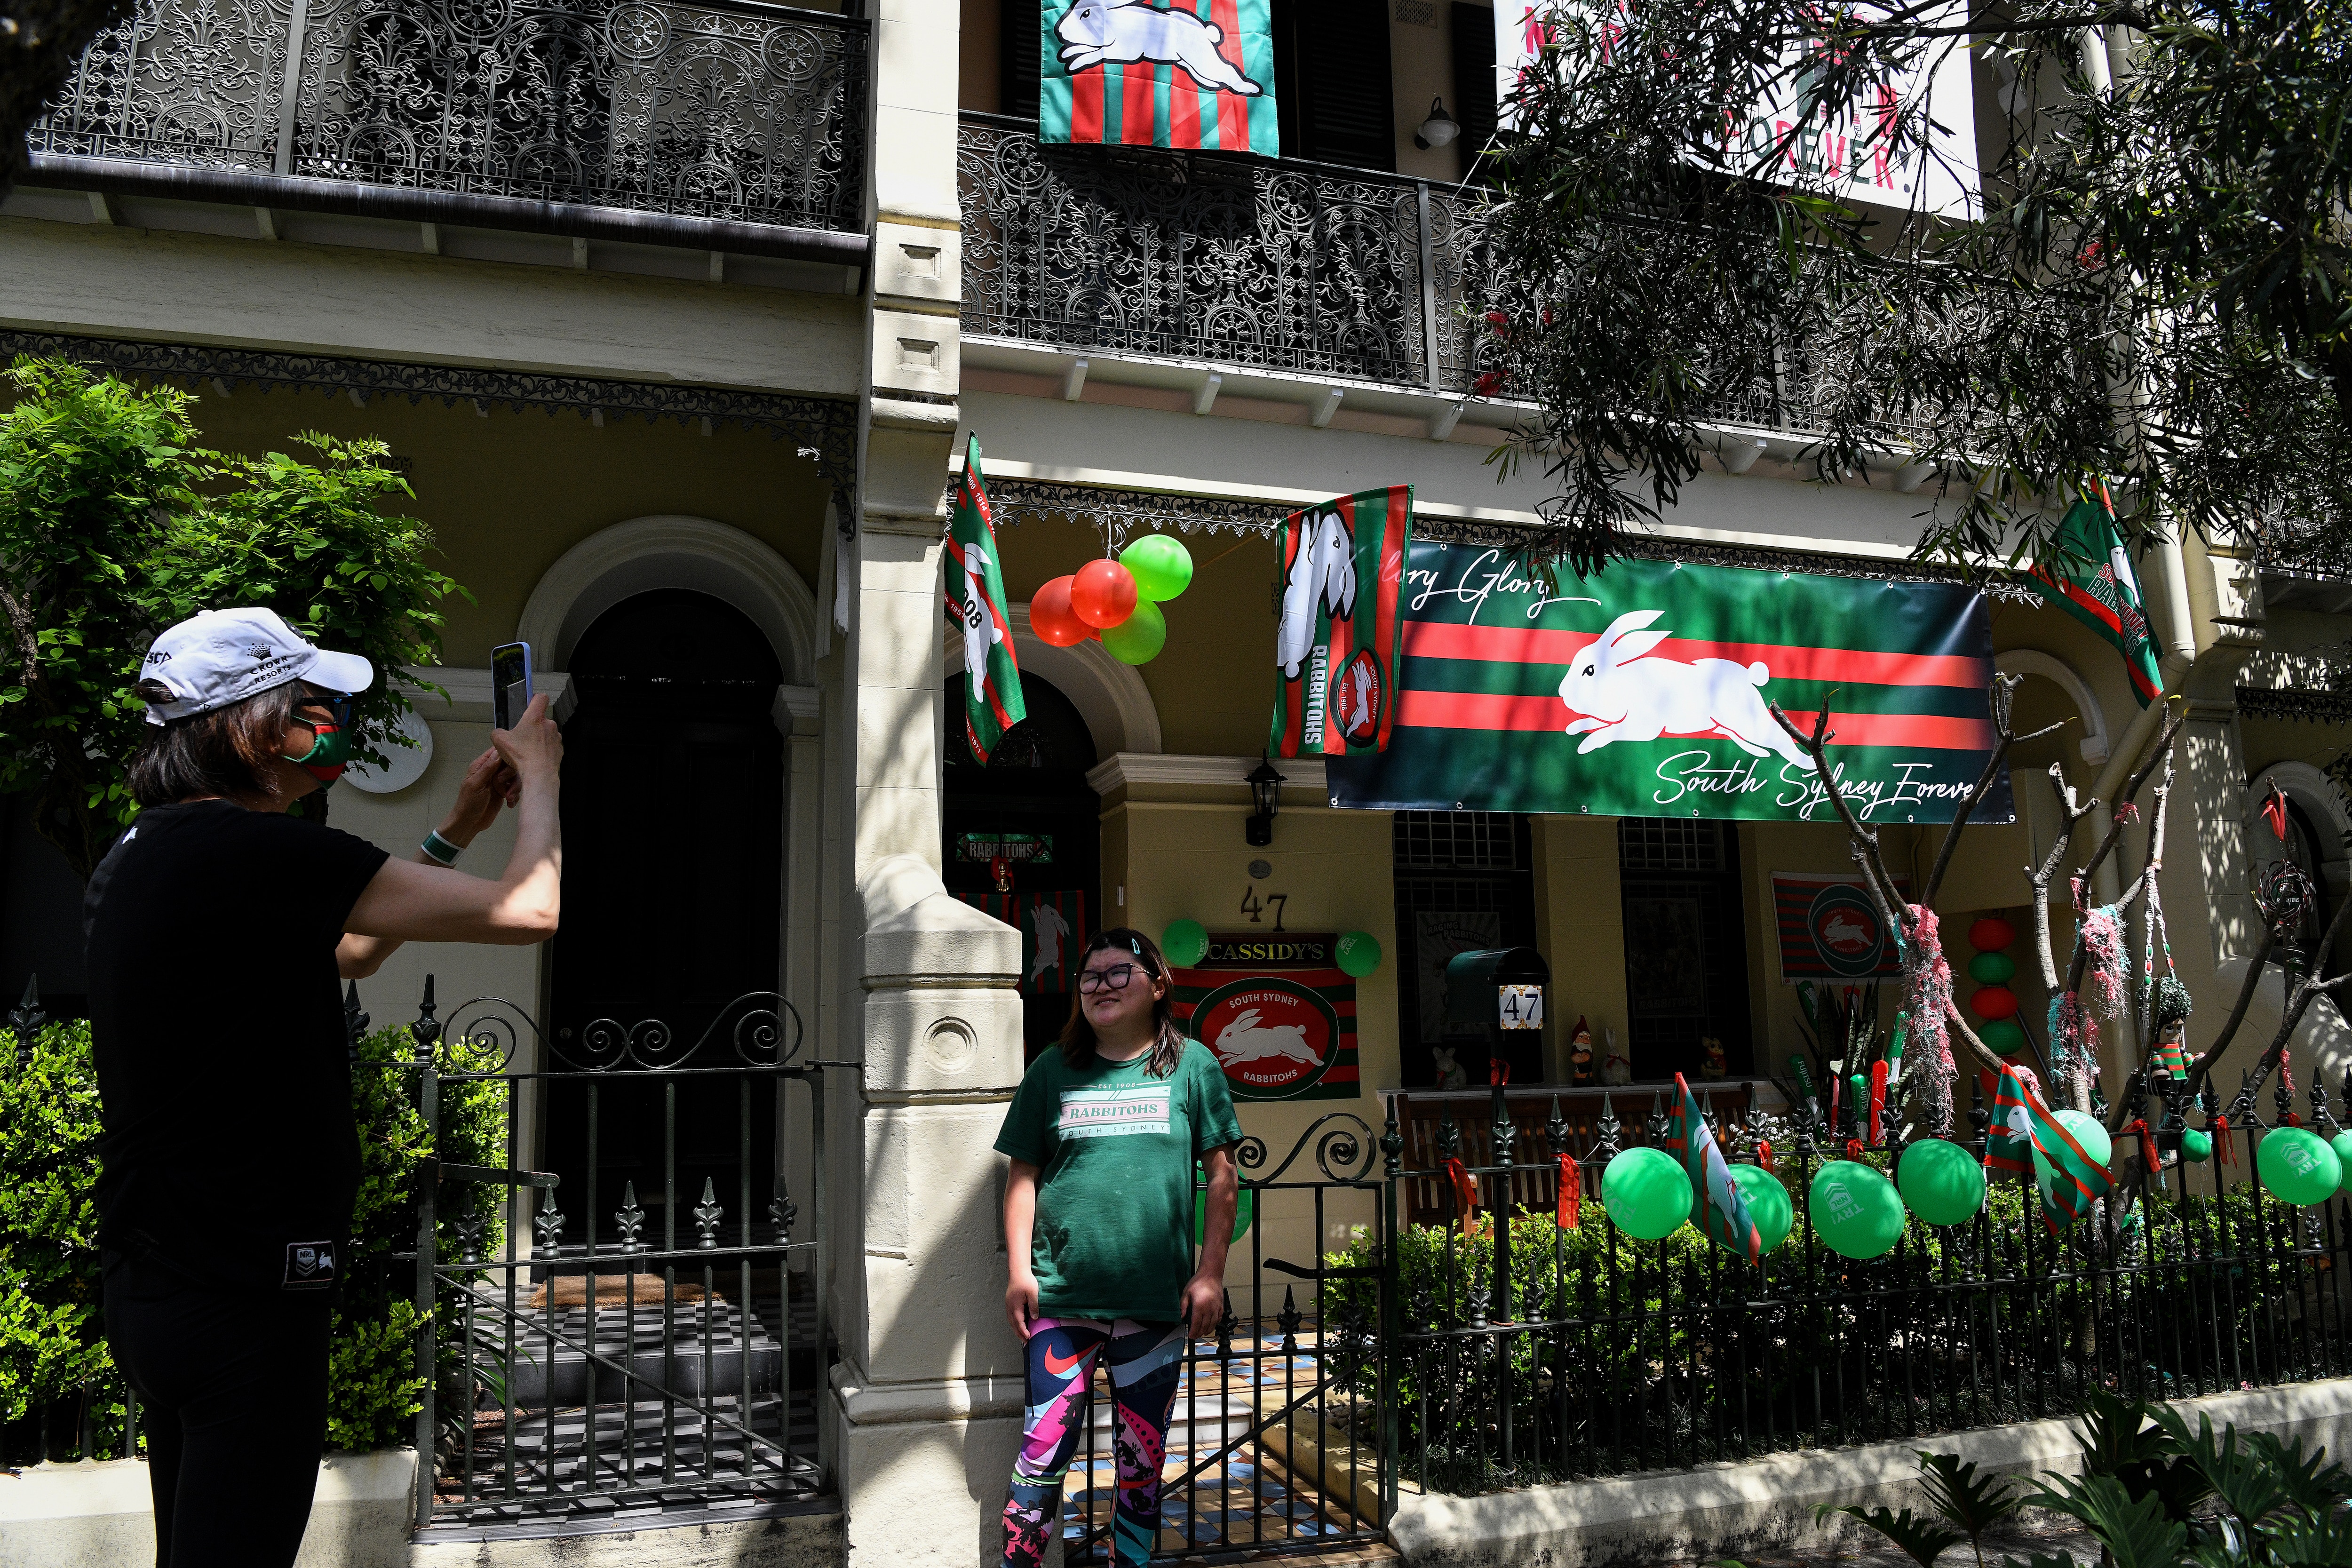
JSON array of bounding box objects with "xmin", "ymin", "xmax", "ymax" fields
[
  {"xmin": 30, "ymin": 0, "xmax": 868, "ymax": 247},
  {"xmin": 958, "ymin": 112, "xmax": 1983, "ymax": 446}
]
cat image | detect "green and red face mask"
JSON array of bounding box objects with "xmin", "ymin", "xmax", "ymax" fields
[{"xmin": 285, "ymin": 692, "xmax": 355, "ymax": 785}]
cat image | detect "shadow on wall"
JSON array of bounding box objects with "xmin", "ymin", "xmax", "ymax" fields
[{"xmin": 2212, "ymin": 955, "xmax": 2352, "ymax": 1098}]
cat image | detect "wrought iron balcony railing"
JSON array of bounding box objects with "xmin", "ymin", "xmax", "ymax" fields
[
  {"xmin": 959, "ymin": 114, "xmax": 1980, "ymax": 441},
  {"xmin": 32, "ymin": 0, "xmax": 868, "ymax": 236}
]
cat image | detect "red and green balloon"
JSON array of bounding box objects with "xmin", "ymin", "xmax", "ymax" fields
[{"xmin": 1030, "ymin": 535, "xmax": 1194, "ymax": 665}]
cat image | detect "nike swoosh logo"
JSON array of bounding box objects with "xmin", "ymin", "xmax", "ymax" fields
[{"xmin": 1043, "ymin": 1346, "xmax": 1089, "ymax": 1377}]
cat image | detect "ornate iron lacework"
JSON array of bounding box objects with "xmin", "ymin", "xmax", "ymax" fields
[
  {"xmin": 977, "ymin": 477, "xmax": 1293, "ymax": 542},
  {"xmin": 2237, "ymin": 686, "xmax": 2352, "ymax": 725},
  {"xmin": 31, "ymin": 0, "xmax": 867, "ymax": 234},
  {"xmin": 2, "ymin": 331, "xmax": 860, "ymax": 510}
]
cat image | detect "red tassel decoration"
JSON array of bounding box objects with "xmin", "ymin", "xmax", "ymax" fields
[
  {"xmin": 2130, "ymin": 1117, "xmax": 2159, "ymax": 1178},
  {"xmin": 1846, "ymin": 1138, "xmax": 1865, "ymax": 1161},
  {"xmin": 1490, "ymin": 1057, "xmax": 1511, "ymax": 1088},
  {"xmin": 1556, "ymin": 1153, "xmax": 1581, "ymax": 1230},
  {"xmin": 2213, "ymin": 1115, "xmax": 2237, "ymax": 1167},
  {"xmin": 1758, "ymin": 1139, "xmax": 1774, "ymax": 1173},
  {"xmin": 1869, "ymin": 1061, "xmax": 1888, "ymax": 1146},
  {"xmin": 1444, "ymin": 1156, "xmax": 1478, "ymax": 1220}
]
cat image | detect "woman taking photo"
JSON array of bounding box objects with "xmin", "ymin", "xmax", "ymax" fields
[
  {"xmin": 993, "ymin": 927, "xmax": 1243, "ymax": 1568},
  {"xmin": 84, "ymin": 607, "xmax": 566, "ymax": 1568}
]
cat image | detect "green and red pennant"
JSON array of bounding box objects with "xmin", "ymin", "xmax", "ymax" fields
[
  {"xmin": 1269, "ymin": 486, "xmax": 1412, "ymax": 759},
  {"xmin": 2028, "ymin": 488, "xmax": 2164, "ymax": 708},
  {"xmin": 1666, "ymin": 1072, "xmax": 1762, "ymax": 1263},
  {"xmin": 946, "ymin": 435, "xmax": 1026, "ymax": 764},
  {"xmin": 1040, "ymin": 0, "xmax": 1279, "ymax": 155},
  {"xmin": 1985, "ymin": 1062, "xmax": 2113, "ymax": 1233},
  {"xmin": 1325, "ymin": 545, "xmax": 2009, "ymax": 822}
]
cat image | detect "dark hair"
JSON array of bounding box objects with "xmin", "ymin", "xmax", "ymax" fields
[
  {"xmin": 1059, "ymin": 926, "xmax": 1189, "ymax": 1078},
  {"xmin": 127, "ymin": 679, "xmax": 302, "ymax": 806}
]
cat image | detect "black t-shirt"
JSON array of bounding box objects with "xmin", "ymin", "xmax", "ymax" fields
[{"xmin": 84, "ymin": 800, "xmax": 389, "ymax": 1292}]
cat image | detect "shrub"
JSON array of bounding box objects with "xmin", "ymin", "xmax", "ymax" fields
[{"xmin": 0, "ymin": 1013, "xmax": 506, "ymax": 1463}]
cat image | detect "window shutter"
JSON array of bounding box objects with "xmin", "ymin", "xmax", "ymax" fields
[
  {"xmin": 1284, "ymin": 0, "xmax": 1395, "ymax": 169},
  {"xmin": 1451, "ymin": 2, "xmax": 1497, "ymax": 163},
  {"xmin": 1003, "ymin": 0, "xmax": 1042, "ymax": 119}
]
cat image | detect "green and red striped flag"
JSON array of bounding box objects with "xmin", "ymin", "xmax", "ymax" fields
[
  {"xmin": 2029, "ymin": 488, "xmax": 2162, "ymax": 708},
  {"xmin": 1985, "ymin": 1062, "xmax": 2112, "ymax": 1233},
  {"xmin": 1666, "ymin": 1072, "xmax": 1762, "ymax": 1263},
  {"xmin": 946, "ymin": 436, "xmax": 1025, "ymax": 764},
  {"xmin": 1327, "ymin": 545, "xmax": 2008, "ymax": 822},
  {"xmin": 1268, "ymin": 486, "xmax": 1411, "ymax": 759},
  {"xmin": 1168, "ymin": 964, "xmax": 1359, "ymax": 1101},
  {"xmin": 1040, "ymin": 0, "xmax": 1279, "ymax": 155}
]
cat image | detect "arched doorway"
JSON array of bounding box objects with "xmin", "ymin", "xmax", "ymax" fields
[
  {"xmin": 943, "ymin": 672, "xmax": 1100, "ymax": 1061},
  {"xmin": 545, "ymin": 587, "xmax": 787, "ymax": 1217}
]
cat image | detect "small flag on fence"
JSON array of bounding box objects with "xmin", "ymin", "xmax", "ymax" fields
[
  {"xmin": 1984, "ymin": 1061, "xmax": 2113, "ymax": 1233},
  {"xmin": 1666, "ymin": 1072, "xmax": 1761, "ymax": 1264},
  {"xmin": 946, "ymin": 436, "xmax": 1026, "ymax": 764}
]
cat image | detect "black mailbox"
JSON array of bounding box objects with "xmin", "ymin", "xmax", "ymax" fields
[{"xmin": 1442, "ymin": 947, "xmax": 1549, "ymax": 1084}]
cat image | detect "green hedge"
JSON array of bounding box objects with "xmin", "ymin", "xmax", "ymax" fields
[{"xmin": 0, "ymin": 1015, "xmax": 506, "ymax": 1463}]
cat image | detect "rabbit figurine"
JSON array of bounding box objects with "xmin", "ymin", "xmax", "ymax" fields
[{"xmin": 1557, "ymin": 609, "xmax": 1811, "ymax": 763}]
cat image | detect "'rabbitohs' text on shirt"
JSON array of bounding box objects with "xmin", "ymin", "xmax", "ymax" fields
[{"xmin": 994, "ymin": 1042, "xmax": 1243, "ymax": 1322}]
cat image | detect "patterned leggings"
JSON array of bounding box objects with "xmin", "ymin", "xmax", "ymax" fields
[{"xmin": 1002, "ymin": 1317, "xmax": 1186, "ymax": 1568}]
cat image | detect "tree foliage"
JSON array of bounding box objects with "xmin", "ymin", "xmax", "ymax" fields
[
  {"xmin": 0, "ymin": 357, "xmax": 464, "ymax": 875},
  {"xmin": 1481, "ymin": 0, "xmax": 2352, "ymax": 575}
]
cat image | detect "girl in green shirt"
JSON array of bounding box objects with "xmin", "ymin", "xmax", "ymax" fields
[{"xmin": 994, "ymin": 928, "xmax": 1244, "ymax": 1568}]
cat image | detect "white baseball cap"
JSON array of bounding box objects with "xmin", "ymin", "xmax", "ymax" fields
[{"xmin": 139, "ymin": 607, "xmax": 375, "ymax": 726}]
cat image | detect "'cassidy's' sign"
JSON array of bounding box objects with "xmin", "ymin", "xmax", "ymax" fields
[{"xmin": 1198, "ymin": 932, "xmax": 1337, "ymax": 968}]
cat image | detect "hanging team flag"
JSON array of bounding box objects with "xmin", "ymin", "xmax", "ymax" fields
[
  {"xmin": 946, "ymin": 436, "xmax": 1026, "ymax": 764},
  {"xmin": 1040, "ymin": 0, "xmax": 1279, "ymax": 154},
  {"xmin": 1984, "ymin": 1062, "xmax": 2113, "ymax": 1233},
  {"xmin": 1666, "ymin": 1072, "xmax": 1762, "ymax": 1264},
  {"xmin": 1268, "ymin": 486, "xmax": 1412, "ymax": 759},
  {"xmin": 2029, "ymin": 488, "xmax": 2163, "ymax": 708},
  {"xmin": 952, "ymin": 890, "xmax": 1088, "ymax": 995}
]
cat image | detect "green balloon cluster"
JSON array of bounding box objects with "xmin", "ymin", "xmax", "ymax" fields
[
  {"xmin": 1101, "ymin": 599, "xmax": 1167, "ymax": 665},
  {"xmin": 1602, "ymin": 1147, "xmax": 1690, "ymax": 1241},
  {"xmin": 1122, "ymin": 535, "xmax": 1194, "ymax": 602},
  {"xmin": 1811, "ymin": 1161, "xmax": 1905, "ymax": 1259},
  {"xmin": 1161, "ymin": 919, "xmax": 1209, "ymax": 969},
  {"xmin": 2258, "ymin": 1127, "xmax": 2343, "ymax": 1206},
  {"xmin": 1978, "ymin": 1018, "xmax": 2028, "ymax": 1056},
  {"xmin": 1729, "ymin": 1164, "xmax": 1793, "ymax": 1253},
  {"xmin": 1335, "ymin": 931, "xmax": 1382, "ymax": 978},
  {"xmin": 1896, "ymin": 1138, "xmax": 1986, "ymax": 1226}
]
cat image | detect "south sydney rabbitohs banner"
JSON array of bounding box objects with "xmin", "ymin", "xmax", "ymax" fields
[
  {"xmin": 1772, "ymin": 871, "xmax": 1911, "ymax": 982},
  {"xmin": 1326, "ymin": 546, "xmax": 2010, "ymax": 824},
  {"xmin": 1269, "ymin": 486, "xmax": 1411, "ymax": 759},
  {"xmin": 1172, "ymin": 932, "xmax": 1359, "ymax": 1101},
  {"xmin": 1041, "ymin": 0, "xmax": 1279, "ymax": 154}
]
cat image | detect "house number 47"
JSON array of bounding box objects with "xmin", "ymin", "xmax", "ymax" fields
[{"xmin": 1240, "ymin": 888, "xmax": 1288, "ymax": 930}]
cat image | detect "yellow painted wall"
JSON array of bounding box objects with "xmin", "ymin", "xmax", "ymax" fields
[{"xmin": 1531, "ymin": 815, "xmax": 1627, "ymax": 1080}]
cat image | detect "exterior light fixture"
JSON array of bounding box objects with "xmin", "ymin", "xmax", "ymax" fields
[
  {"xmin": 1245, "ymin": 758, "xmax": 1285, "ymax": 847},
  {"xmin": 1414, "ymin": 97, "xmax": 1460, "ymax": 151}
]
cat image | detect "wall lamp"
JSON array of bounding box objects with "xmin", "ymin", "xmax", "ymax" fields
[
  {"xmin": 1414, "ymin": 97, "xmax": 1460, "ymax": 151},
  {"xmin": 1245, "ymin": 759, "xmax": 1286, "ymax": 847}
]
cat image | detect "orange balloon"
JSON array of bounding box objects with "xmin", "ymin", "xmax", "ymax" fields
[
  {"xmin": 1071, "ymin": 559, "xmax": 1138, "ymax": 629},
  {"xmin": 1030, "ymin": 577, "xmax": 1090, "ymax": 646},
  {"xmin": 1969, "ymin": 984, "xmax": 2018, "ymax": 1021}
]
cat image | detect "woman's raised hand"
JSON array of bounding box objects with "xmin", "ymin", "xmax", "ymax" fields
[{"xmin": 491, "ymin": 691, "xmax": 564, "ymax": 783}]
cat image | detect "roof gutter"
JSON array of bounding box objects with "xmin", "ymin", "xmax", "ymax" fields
[{"xmin": 20, "ymin": 152, "xmax": 872, "ymax": 271}]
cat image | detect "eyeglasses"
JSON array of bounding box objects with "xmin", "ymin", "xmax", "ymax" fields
[{"xmin": 1078, "ymin": 963, "xmax": 1142, "ymax": 995}]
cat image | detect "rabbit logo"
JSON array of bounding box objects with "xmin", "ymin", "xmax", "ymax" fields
[
  {"xmin": 1557, "ymin": 609, "xmax": 1810, "ymax": 763},
  {"xmin": 1054, "ymin": 0, "xmax": 1266, "ymax": 96},
  {"xmin": 1333, "ymin": 648, "xmax": 1383, "ymax": 748},
  {"xmin": 1276, "ymin": 510, "xmax": 1356, "ymax": 679}
]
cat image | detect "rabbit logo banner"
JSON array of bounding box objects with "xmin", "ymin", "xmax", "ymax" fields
[
  {"xmin": 1325, "ymin": 544, "xmax": 2009, "ymax": 823},
  {"xmin": 1169, "ymin": 963, "xmax": 1359, "ymax": 1100},
  {"xmin": 1042, "ymin": 0, "xmax": 1279, "ymax": 153},
  {"xmin": 1269, "ymin": 486, "xmax": 1412, "ymax": 758}
]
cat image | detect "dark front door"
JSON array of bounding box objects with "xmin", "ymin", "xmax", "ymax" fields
[
  {"xmin": 545, "ymin": 588, "xmax": 785, "ymax": 1231},
  {"xmin": 1617, "ymin": 818, "xmax": 1752, "ymax": 1080}
]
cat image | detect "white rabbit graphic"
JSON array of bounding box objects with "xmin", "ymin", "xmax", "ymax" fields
[
  {"xmin": 1054, "ymin": 0, "xmax": 1265, "ymax": 96},
  {"xmin": 1557, "ymin": 609, "xmax": 1809, "ymax": 762},
  {"xmin": 1275, "ymin": 510, "xmax": 1356, "ymax": 678},
  {"xmin": 953, "ymin": 538, "xmax": 1002, "ymax": 688},
  {"xmin": 1214, "ymin": 1009, "xmax": 1318, "ymax": 1067}
]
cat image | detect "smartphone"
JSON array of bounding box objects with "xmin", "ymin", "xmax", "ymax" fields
[{"xmin": 491, "ymin": 642, "xmax": 533, "ymax": 731}]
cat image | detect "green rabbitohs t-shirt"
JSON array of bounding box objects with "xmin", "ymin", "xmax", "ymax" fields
[{"xmin": 994, "ymin": 1042, "xmax": 1244, "ymax": 1323}]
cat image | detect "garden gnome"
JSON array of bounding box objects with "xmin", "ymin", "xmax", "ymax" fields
[
  {"xmin": 1700, "ymin": 1036, "xmax": 1727, "ymax": 1080},
  {"xmin": 1569, "ymin": 1015, "xmax": 1594, "ymax": 1084}
]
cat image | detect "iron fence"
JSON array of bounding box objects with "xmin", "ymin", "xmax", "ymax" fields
[
  {"xmin": 32, "ymin": 0, "xmax": 868, "ymax": 232},
  {"xmin": 1371, "ymin": 1073, "xmax": 2352, "ymax": 1496}
]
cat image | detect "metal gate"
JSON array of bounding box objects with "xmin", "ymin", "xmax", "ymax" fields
[
  {"xmin": 401, "ymin": 981, "xmax": 838, "ymax": 1534},
  {"xmin": 1062, "ymin": 1114, "xmax": 1397, "ymax": 1564}
]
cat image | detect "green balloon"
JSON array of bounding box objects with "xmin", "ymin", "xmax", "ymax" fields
[
  {"xmin": 1967, "ymin": 950, "xmax": 2017, "ymax": 985},
  {"xmin": 1162, "ymin": 919, "xmax": 1209, "ymax": 969},
  {"xmin": 1897, "ymin": 1138, "xmax": 1987, "ymax": 1226},
  {"xmin": 1602, "ymin": 1146, "xmax": 1691, "ymax": 1242},
  {"xmin": 1335, "ymin": 930, "xmax": 1382, "ymax": 978},
  {"xmin": 2258, "ymin": 1127, "xmax": 2343, "ymax": 1206},
  {"xmin": 1121, "ymin": 535, "xmax": 1195, "ymax": 602},
  {"xmin": 2331, "ymin": 1132, "xmax": 2352, "ymax": 1194},
  {"xmin": 1978, "ymin": 1018, "xmax": 2028, "ymax": 1056},
  {"xmin": 1193, "ymin": 1184, "xmax": 1256, "ymax": 1244},
  {"xmin": 1100, "ymin": 599, "xmax": 1167, "ymax": 664},
  {"xmin": 2182, "ymin": 1127, "xmax": 2214, "ymax": 1163},
  {"xmin": 1810, "ymin": 1160, "xmax": 1906, "ymax": 1259},
  {"xmin": 1729, "ymin": 1163, "xmax": 1794, "ymax": 1253}
]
